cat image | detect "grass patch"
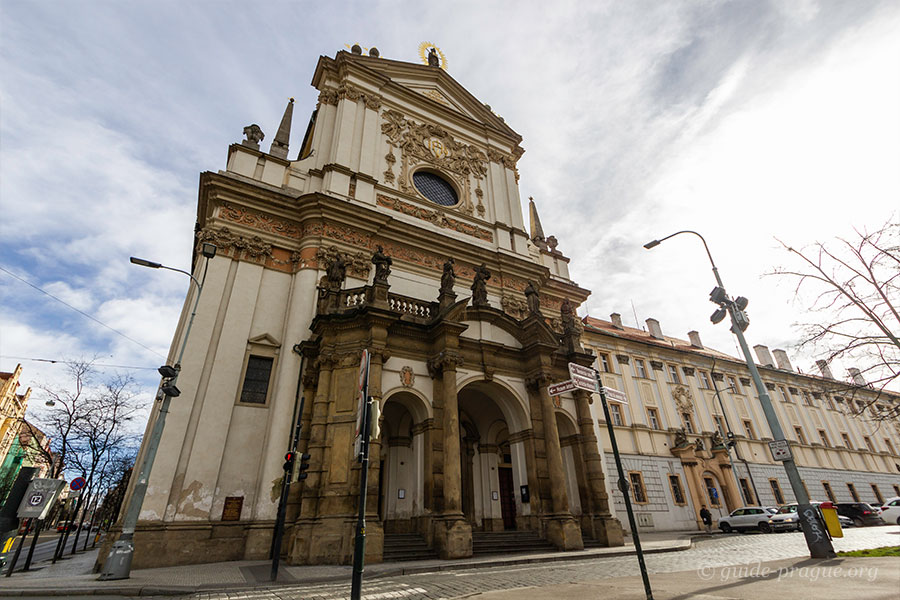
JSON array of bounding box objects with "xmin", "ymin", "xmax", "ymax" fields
[{"xmin": 836, "ymin": 546, "xmax": 900, "ymax": 557}]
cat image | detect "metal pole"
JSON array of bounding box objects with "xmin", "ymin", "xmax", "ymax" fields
[
  {"xmin": 23, "ymin": 519, "xmax": 42, "ymax": 571},
  {"xmin": 99, "ymin": 253, "xmax": 212, "ymax": 580},
  {"xmin": 5, "ymin": 519, "xmax": 29, "ymax": 576},
  {"xmin": 350, "ymin": 352, "xmax": 371, "ymax": 600},
  {"xmin": 596, "ymin": 380, "xmax": 653, "ymax": 600}
]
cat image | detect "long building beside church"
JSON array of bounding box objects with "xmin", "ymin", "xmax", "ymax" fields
[{"xmin": 106, "ymin": 47, "xmax": 899, "ymax": 569}]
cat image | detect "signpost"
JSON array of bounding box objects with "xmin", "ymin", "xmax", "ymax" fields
[
  {"xmin": 568, "ymin": 362, "xmax": 653, "ymax": 600},
  {"xmin": 5, "ymin": 479, "xmax": 65, "ymax": 576},
  {"xmin": 547, "ymin": 380, "xmax": 577, "ymax": 396},
  {"xmin": 768, "ymin": 439, "xmax": 793, "ymax": 462},
  {"xmin": 69, "ymin": 477, "xmax": 86, "ymax": 492},
  {"xmin": 351, "ymin": 350, "xmax": 372, "ymax": 600}
]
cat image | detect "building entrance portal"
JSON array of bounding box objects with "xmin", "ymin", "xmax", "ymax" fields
[{"xmin": 498, "ymin": 467, "xmax": 516, "ymax": 529}]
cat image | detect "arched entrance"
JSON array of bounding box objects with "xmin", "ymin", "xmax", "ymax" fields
[
  {"xmin": 457, "ymin": 379, "xmax": 530, "ymax": 532},
  {"xmin": 379, "ymin": 391, "xmax": 430, "ymax": 534}
]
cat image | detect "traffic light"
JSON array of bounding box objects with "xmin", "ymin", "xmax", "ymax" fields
[
  {"xmin": 283, "ymin": 451, "xmax": 295, "ymax": 472},
  {"xmin": 709, "ymin": 286, "xmax": 729, "ymax": 305},
  {"xmin": 297, "ymin": 453, "xmax": 311, "ymax": 481}
]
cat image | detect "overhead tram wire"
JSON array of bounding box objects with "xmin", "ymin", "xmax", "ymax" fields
[
  {"xmin": 0, "ymin": 264, "xmax": 166, "ymax": 360},
  {"xmin": 0, "ymin": 356, "xmax": 160, "ymax": 371}
]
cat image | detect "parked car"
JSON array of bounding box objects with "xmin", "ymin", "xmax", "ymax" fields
[
  {"xmin": 718, "ymin": 507, "xmax": 777, "ymax": 533},
  {"xmin": 768, "ymin": 503, "xmax": 805, "ymax": 532},
  {"xmin": 837, "ymin": 514, "xmax": 854, "ymax": 528},
  {"xmin": 56, "ymin": 523, "xmax": 77, "ymax": 533},
  {"xmin": 878, "ymin": 497, "xmax": 900, "ymax": 525},
  {"xmin": 835, "ymin": 502, "xmax": 885, "ymax": 527}
]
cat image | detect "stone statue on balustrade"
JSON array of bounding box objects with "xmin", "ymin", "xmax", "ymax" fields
[
  {"xmin": 371, "ymin": 245, "xmax": 392, "ymax": 284},
  {"xmin": 471, "ymin": 263, "xmax": 491, "ymax": 307}
]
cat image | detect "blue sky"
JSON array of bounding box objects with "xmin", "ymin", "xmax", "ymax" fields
[{"xmin": 2, "ymin": 0, "xmax": 898, "ymax": 419}]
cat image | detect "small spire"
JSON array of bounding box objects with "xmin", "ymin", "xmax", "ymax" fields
[
  {"xmin": 528, "ymin": 196, "xmax": 546, "ymax": 242},
  {"xmin": 269, "ymin": 97, "xmax": 294, "ymax": 159}
]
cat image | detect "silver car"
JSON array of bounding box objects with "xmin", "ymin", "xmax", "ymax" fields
[{"xmin": 718, "ymin": 506, "xmax": 778, "ymax": 533}]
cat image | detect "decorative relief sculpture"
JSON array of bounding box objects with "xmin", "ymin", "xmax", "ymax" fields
[
  {"xmin": 324, "ymin": 254, "xmax": 347, "ymax": 291},
  {"xmin": 316, "ymin": 245, "xmax": 369, "ymax": 285},
  {"xmin": 375, "ymin": 194, "xmax": 493, "ymax": 242},
  {"xmin": 197, "ymin": 227, "xmax": 272, "ymax": 260},
  {"xmin": 500, "ymin": 294, "xmax": 527, "ymax": 320},
  {"xmin": 470, "ymin": 263, "xmax": 491, "ymax": 307},
  {"xmin": 711, "ymin": 430, "xmax": 725, "ymax": 448},
  {"xmin": 318, "ymin": 88, "xmax": 339, "ymax": 106},
  {"xmin": 672, "ymin": 386, "xmax": 693, "ymax": 412},
  {"xmin": 673, "ymin": 428, "xmax": 689, "ymax": 448},
  {"xmin": 560, "ymin": 298, "xmax": 576, "ymax": 334},
  {"xmin": 242, "ymin": 124, "xmax": 264, "ymax": 149},
  {"xmin": 371, "ymin": 245, "xmax": 392, "ymax": 284},
  {"xmin": 219, "ymin": 203, "xmax": 301, "ymax": 239},
  {"xmin": 693, "ymin": 438, "xmax": 705, "ymax": 452},
  {"xmin": 400, "ymin": 366, "xmax": 415, "ymax": 388}
]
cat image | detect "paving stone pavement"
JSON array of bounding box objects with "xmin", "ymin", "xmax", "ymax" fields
[{"xmin": 185, "ymin": 527, "xmax": 900, "ymax": 600}]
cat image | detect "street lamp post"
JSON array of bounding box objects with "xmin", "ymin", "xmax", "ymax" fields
[
  {"xmin": 99, "ymin": 243, "xmax": 217, "ymax": 580},
  {"xmin": 644, "ymin": 231, "xmax": 835, "ymax": 558}
]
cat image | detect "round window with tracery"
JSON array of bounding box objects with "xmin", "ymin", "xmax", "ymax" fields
[{"xmin": 412, "ymin": 171, "xmax": 458, "ymax": 206}]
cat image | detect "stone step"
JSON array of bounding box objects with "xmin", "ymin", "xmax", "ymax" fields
[
  {"xmin": 472, "ymin": 531, "xmax": 556, "ymax": 555},
  {"xmin": 382, "ymin": 533, "xmax": 438, "ymax": 562}
]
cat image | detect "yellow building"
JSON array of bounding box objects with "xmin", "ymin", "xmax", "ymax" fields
[{"xmin": 0, "ymin": 365, "xmax": 31, "ymax": 470}]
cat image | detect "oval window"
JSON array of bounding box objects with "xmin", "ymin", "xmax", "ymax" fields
[{"xmin": 412, "ymin": 171, "xmax": 458, "ymax": 207}]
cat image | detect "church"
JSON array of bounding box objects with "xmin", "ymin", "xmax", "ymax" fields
[{"xmin": 113, "ymin": 46, "xmax": 625, "ymax": 568}]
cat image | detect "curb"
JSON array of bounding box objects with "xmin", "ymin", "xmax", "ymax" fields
[{"xmin": 0, "ymin": 537, "xmax": 699, "ymax": 597}]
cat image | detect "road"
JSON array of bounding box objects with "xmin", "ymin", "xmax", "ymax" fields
[{"xmin": 2, "ymin": 530, "xmax": 101, "ymax": 573}]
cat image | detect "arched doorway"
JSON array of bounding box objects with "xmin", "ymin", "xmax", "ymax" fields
[
  {"xmin": 456, "ymin": 379, "xmax": 529, "ymax": 532},
  {"xmin": 379, "ymin": 391, "xmax": 429, "ymax": 534}
]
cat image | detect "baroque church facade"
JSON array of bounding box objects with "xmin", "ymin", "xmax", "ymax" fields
[{"xmin": 113, "ymin": 48, "xmax": 623, "ymax": 568}]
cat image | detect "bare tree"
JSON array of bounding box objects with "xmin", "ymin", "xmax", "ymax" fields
[{"xmin": 770, "ymin": 218, "xmax": 900, "ymax": 420}]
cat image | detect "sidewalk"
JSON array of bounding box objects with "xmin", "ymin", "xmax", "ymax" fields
[{"xmin": 0, "ymin": 531, "xmax": 700, "ymax": 597}]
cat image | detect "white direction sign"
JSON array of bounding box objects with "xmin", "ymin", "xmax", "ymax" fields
[
  {"xmin": 768, "ymin": 439, "xmax": 793, "ymax": 462},
  {"xmin": 570, "ymin": 374, "xmax": 599, "ymax": 393},
  {"xmin": 547, "ymin": 380, "xmax": 577, "ymax": 396},
  {"xmin": 602, "ymin": 386, "xmax": 628, "ymax": 404},
  {"xmin": 568, "ymin": 363, "xmax": 596, "ymax": 380}
]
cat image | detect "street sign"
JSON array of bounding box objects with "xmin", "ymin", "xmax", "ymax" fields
[
  {"xmin": 70, "ymin": 476, "xmax": 86, "ymax": 491},
  {"xmin": 355, "ymin": 349, "xmax": 370, "ymax": 439},
  {"xmin": 547, "ymin": 380, "xmax": 577, "ymax": 396},
  {"xmin": 16, "ymin": 478, "xmax": 65, "ymax": 519},
  {"xmin": 571, "ymin": 374, "xmax": 599, "ymax": 392},
  {"xmin": 568, "ymin": 362, "xmax": 596, "ymax": 380},
  {"xmin": 768, "ymin": 439, "xmax": 793, "ymax": 461},
  {"xmin": 602, "ymin": 386, "xmax": 628, "ymax": 404}
]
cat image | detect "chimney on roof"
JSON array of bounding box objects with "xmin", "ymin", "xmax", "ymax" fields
[
  {"xmin": 688, "ymin": 331, "xmax": 703, "ymax": 348},
  {"xmin": 816, "ymin": 359, "xmax": 834, "ymax": 379},
  {"xmin": 848, "ymin": 367, "xmax": 866, "ymax": 386},
  {"xmin": 646, "ymin": 318, "xmax": 664, "ymax": 340},
  {"xmin": 754, "ymin": 345, "xmax": 776, "ymax": 367},
  {"xmin": 772, "ymin": 349, "xmax": 794, "ymax": 372},
  {"xmin": 610, "ymin": 313, "xmax": 624, "ymax": 329}
]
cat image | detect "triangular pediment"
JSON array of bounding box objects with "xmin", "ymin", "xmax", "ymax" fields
[
  {"xmin": 314, "ymin": 52, "xmax": 522, "ymax": 143},
  {"xmin": 248, "ymin": 333, "xmax": 280, "ymax": 347}
]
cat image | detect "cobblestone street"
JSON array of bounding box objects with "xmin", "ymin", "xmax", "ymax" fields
[{"xmin": 188, "ymin": 527, "xmax": 900, "ymax": 600}]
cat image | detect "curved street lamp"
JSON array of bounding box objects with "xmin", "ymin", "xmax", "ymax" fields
[
  {"xmin": 99, "ymin": 243, "xmax": 216, "ymax": 579},
  {"xmin": 644, "ymin": 231, "xmax": 835, "ymax": 559}
]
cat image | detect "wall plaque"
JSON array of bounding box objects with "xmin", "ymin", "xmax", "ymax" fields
[{"xmin": 222, "ymin": 496, "xmax": 244, "ymax": 521}]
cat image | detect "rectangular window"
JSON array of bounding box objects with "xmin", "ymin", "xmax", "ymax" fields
[
  {"xmin": 822, "ymin": 481, "xmax": 835, "ymax": 503},
  {"xmin": 779, "ymin": 386, "xmax": 791, "ymax": 403},
  {"xmin": 634, "ymin": 359, "xmax": 647, "ymax": 378},
  {"xmin": 818, "ymin": 429, "xmax": 830, "ymax": 447},
  {"xmin": 698, "ymin": 371, "xmax": 711, "ymax": 389},
  {"xmin": 847, "ymin": 483, "xmax": 860, "ymax": 502},
  {"xmin": 703, "ymin": 476, "xmax": 721, "ymax": 506},
  {"xmin": 871, "ymin": 484, "xmax": 884, "ymax": 505},
  {"xmin": 727, "ymin": 376, "xmax": 739, "ymax": 393},
  {"xmin": 841, "ymin": 433, "xmax": 852, "ymax": 448},
  {"xmin": 743, "ymin": 419, "xmax": 755, "ymax": 440},
  {"xmin": 769, "ymin": 479, "xmax": 784, "ymax": 505},
  {"xmin": 668, "ymin": 365, "xmax": 681, "ymax": 384},
  {"xmin": 714, "ymin": 416, "xmax": 726, "ymax": 436},
  {"xmin": 794, "ymin": 426, "xmax": 807, "ymax": 444},
  {"xmin": 668, "ymin": 474, "xmax": 686, "ymax": 505},
  {"xmin": 682, "ymin": 412, "xmax": 695, "ymax": 434},
  {"xmin": 610, "ymin": 403, "xmax": 624, "ymax": 426},
  {"xmin": 739, "ymin": 478, "xmax": 755, "ymax": 505},
  {"xmin": 824, "ymin": 395, "xmax": 835, "ymax": 410},
  {"xmin": 629, "ymin": 471, "xmax": 648, "ymax": 504},
  {"xmin": 647, "ymin": 407, "xmax": 661, "ymax": 430},
  {"xmin": 802, "ymin": 392, "xmax": 814, "ymax": 407},
  {"xmin": 599, "ymin": 353, "xmax": 612, "ymax": 373},
  {"xmin": 239, "ymin": 355, "xmax": 274, "ymax": 404},
  {"xmin": 885, "ymin": 439, "xmax": 896, "ymax": 455},
  {"xmin": 863, "ymin": 436, "xmax": 875, "ymax": 453}
]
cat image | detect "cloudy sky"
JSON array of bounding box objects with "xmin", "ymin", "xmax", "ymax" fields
[{"xmin": 2, "ymin": 0, "xmax": 898, "ymax": 418}]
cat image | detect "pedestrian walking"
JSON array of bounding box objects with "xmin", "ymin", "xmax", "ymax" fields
[{"xmin": 700, "ymin": 505, "xmax": 712, "ymax": 533}]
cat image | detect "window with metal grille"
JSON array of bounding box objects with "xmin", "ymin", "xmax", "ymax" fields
[
  {"xmin": 412, "ymin": 171, "xmax": 458, "ymax": 206},
  {"xmin": 240, "ymin": 355, "xmax": 273, "ymax": 404}
]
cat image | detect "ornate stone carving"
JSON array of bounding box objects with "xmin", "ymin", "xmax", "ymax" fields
[
  {"xmin": 376, "ymin": 194, "xmax": 493, "ymax": 242},
  {"xmin": 380, "ymin": 109, "xmax": 488, "ymax": 178},
  {"xmin": 524, "ymin": 281, "xmax": 540, "ymax": 315},
  {"xmin": 242, "ymin": 124, "xmax": 264, "ymax": 149},
  {"xmin": 525, "ymin": 371, "xmax": 553, "ymax": 391},
  {"xmin": 672, "ymin": 386, "xmax": 693, "ymax": 412},
  {"xmin": 673, "ymin": 428, "xmax": 689, "ymax": 448},
  {"xmin": 486, "ymin": 147, "xmax": 520, "ymax": 170},
  {"xmin": 383, "ymin": 150, "xmax": 396, "ymax": 183},
  {"xmin": 681, "ymin": 366, "xmax": 695, "ymax": 376},
  {"xmin": 740, "ymin": 377, "xmax": 751, "ymax": 386},
  {"xmin": 439, "ymin": 258, "xmax": 456, "ymax": 294},
  {"xmin": 711, "ymin": 430, "xmax": 725, "ymax": 448},
  {"xmin": 650, "ymin": 360, "xmax": 664, "ymax": 371},
  {"xmin": 427, "ymin": 351, "xmax": 464, "ymax": 377},
  {"xmin": 371, "ymin": 245, "xmax": 392, "ymax": 284},
  {"xmin": 219, "ymin": 203, "xmax": 301, "ymax": 239},
  {"xmin": 335, "ymin": 83, "xmax": 382, "ymax": 110},
  {"xmin": 474, "ymin": 183, "xmax": 485, "ymax": 216},
  {"xmin": 399, "ymin": 366, "xmax": 415, "ymax": 388},
  {"xmin": 500, "ymin": 294, "xmax": 527, "ymax": 320},
  {"xmin": 616, "ymin": 354, "xmax": 630, "ymax": 365},
  {"xmin": 693, "ymin": 438, "xmax": 705, "ymax": 452},
  {"xmin": 197, "ymin": 227, "xmax": 272, "ymax": 260},
  {"xmin": 318, "ymin": 88, "xmax": 339, "ymax": 106},
  {"xmin": 316, "ymin": 245, "xmax": 369, "ymax": 285},
  {"xmin": 470, "ymin": 263, "xmax": 491, "ymax": 307}
]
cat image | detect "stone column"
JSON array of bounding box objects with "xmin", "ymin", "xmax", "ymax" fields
[
  {"xmin": 360, "ymin": 350, "xmax": 386, "ymax": 563},
  {"xmin": 529, "ymin": 373, "xmax": 583, "ymax": 550},
  {"xmin": 574, "ymin": 389, "xmax": 623, "ymax": 545},
  {"xmin": 429, "ymin": 351, "xmax": 471, "ymax": 558}
]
